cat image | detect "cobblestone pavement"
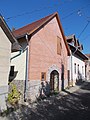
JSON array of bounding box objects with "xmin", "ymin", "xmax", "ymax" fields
[{"xmin": 1, "ymin": 80, "xmax": 90, "ymax": 120}]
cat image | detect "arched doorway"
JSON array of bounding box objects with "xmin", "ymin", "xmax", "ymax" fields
[{"xmin": 50, "ymin": 70, "xmax": 59, "ymax": 91}]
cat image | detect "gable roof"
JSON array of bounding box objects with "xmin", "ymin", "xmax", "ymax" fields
[
  {"xmin": 66, "ymin": 34, "xmax": 84, "ymax": 51},
  {"xmin": 0, "ymin": 15, "xmax": 21, "ymax": 52},
  {"xmin": 68, "ymin": 43, "xmax": 88, "ymax": 60},
  {"xmin": 13, "ymin": 14, "xmax": 53, "ymax": 38},
  {"xmin": 13, "ymin": 12, "xmax": 70, "ymax": 55},
  {"xmin": 66, "ymin": 34, "xmax": 75, "ymax": 40}
]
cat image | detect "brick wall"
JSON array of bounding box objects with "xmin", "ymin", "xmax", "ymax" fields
[{"xmin": 29, "ymin": 17, "xmax": 68, "ymax": 84}]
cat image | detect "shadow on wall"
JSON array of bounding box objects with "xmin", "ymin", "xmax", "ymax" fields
[
  {"xmin": 9, "ymin": 71, "xmax": 18, "ymax": 83},
  {"xmin": 9, "ymin": 66, "xmax": 18, "ymax": 83},
  {"xmin": 38, "ymin": 81, "xmax": 51, "ymax": 99},
  {"xmin": 9, "ymin": 71, "xmax": 18, "ymax": 82},
  {"xmin": 61, "ymin": 64, "xmax": 64, "ymax": 91},
  {"xmin": 76, "ymin": 71, "xmax": 85, "ymax": 85}
]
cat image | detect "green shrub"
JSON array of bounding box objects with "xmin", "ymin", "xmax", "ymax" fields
[{"xmin": 7, "ymin": 83, "xmax": 21, "ymax": 105}]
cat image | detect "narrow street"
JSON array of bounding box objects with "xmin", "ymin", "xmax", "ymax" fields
[{"xmin": 1, "ymin": 80, "xmax": 90, "ymax": 120}]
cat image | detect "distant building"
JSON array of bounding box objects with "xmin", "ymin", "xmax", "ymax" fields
[
  {"xmin": 10, "ymin": 12, "xmax": 70, "ymax": 102},
  {"xmin": 0, "ymin": 15, "xmax": 20, "ymax": 111},
  {"xmin": 66, "ymin": 34, "xmax": 88, "ymax": 86},
  {"xmin": 85, "ymin": 54, "xmax": 90, "ymax": 80}
]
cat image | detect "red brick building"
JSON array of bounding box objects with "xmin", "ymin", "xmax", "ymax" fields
[{"xmin": 11, "ymin": 12, "xmax": 70, "ymax": 101}]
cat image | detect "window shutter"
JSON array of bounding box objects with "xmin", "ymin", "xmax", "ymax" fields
[
  {"xmin": 41, "ymin": 72, "xmax": 46, "ymax": 81},
  {"xmin": 57, "ymin": 36, "xmax": 62, "ymax": 55}
]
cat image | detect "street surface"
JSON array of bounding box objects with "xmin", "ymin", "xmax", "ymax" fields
[{"xmin": 1, "ymin": 80, "xmax": 90, "ymax": 120}]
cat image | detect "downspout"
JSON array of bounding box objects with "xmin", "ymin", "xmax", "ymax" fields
[{"xmin": 24, "ymin": 34, "xmax": 29, "ymax": 102}]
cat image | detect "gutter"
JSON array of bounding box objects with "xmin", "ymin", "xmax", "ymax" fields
[{"xmin": 10, "ymin": 50, "xmax": 23, "ymax": 60}]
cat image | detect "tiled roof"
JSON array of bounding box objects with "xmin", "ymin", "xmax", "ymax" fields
[
  {"xmin": 13, "ymin": 14, "xmax": 53, "ymax": 37},
  {"xmin": 13, "ymin": 12, "xmax": 70, "ymax": 55}
]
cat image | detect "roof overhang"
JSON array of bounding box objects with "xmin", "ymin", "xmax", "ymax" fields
[
  {"xmin": 13, "ymin": 12, "xmax": 70, "ymax": 55},
  {"xmin": 0, "ymin": 15, "xmax": 21, "ymax": 52}
]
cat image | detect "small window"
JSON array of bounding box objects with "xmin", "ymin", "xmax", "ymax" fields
[
  {"xmin": 77, "ymin": 64, "xmax": 79, "ymax": 74},
  {"xmin": 74, "ymin": 63, "xmax": 76, "ymax": 74},
  {"xmin": 57, "ymin": 36, "xmax": 62, "ymax": 55},
  {"xmin": 41, "ymin": 72, "xmax": 46, "ymax": 81}
]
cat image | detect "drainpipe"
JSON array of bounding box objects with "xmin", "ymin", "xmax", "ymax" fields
[{"xmin": 24, "ymin": 34, "xmax": 29, "ymax": 102}]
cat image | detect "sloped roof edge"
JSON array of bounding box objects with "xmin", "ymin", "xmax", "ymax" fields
[
  {"xmin": 29, "ymin": 12, "xmax": 70, "ymax": 55},
  {"xmin": 0, "ymin": 15, "xmax": 17, "ymax": 43},
  {"xmin": 68, "ymin": 44, "xmax": 88, "ymax": 60},
  {"xmin": 0, "ymin": 15, "xmax": 21, "ymax": 51},
  {"xmin": 13, "ymin": 12, "xmax": 70, "ymax": 55}
]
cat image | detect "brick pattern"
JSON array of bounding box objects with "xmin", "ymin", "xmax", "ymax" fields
[
  {"xmin": 27, "ymin": 18, "xmax": 68, "ymax": 101},
  {"xmin": 29, "ymin": 17, "xmax": 68, "ymax": 82}
]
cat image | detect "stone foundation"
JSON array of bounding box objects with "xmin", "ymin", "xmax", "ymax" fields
[
  {"xmin": 9, "ymin": 80, "xmax": 41, "ymax": 103},
  {"xmin": 27, "ymin": 80, "xmax": 41, "ymax": 102},
  {"xmin": 9, "ymin": 79, "xmax": 69, "ymax": 103}
]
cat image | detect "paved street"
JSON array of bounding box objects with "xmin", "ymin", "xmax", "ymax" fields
[{"xmin": 1, "ymin": 80, "xmax": 90, "ymax": 120}]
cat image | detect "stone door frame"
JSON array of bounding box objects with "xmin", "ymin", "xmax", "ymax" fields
[{"xmin": 47, "ymin": 64, "xmax": 61, "ymax": 90}]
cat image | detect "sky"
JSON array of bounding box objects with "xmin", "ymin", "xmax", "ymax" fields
[{"xmin": 0, "ymin": 0, "xmax": 90, "ymax": 54}]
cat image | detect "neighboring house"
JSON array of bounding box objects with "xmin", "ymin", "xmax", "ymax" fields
[
  {"xmin": 85, "ymin": 54, "xmax": 90, "ymax": 80},
  {"xmin": 0, "ymin": 15, "xmax": 20, "ymax": 111},
  {"xmin": 66, "ymin": 34, "xmax": 88, "ymax": 86},
  {"xmin": 11, "ymin": 12, "xmax": 70, "ymax": 102}
]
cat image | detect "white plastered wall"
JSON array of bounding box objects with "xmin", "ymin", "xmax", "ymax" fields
[
  {"xmin": 11, "ymin": 50, "xmax": 26, "ymax": 81},
  {"xmin": 0, "ymin": 26, "xmax": 11, "ymax": 111},
  {"xmin": 69, "ymin": 55, "xmax": 85, "ymax": 86}
]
